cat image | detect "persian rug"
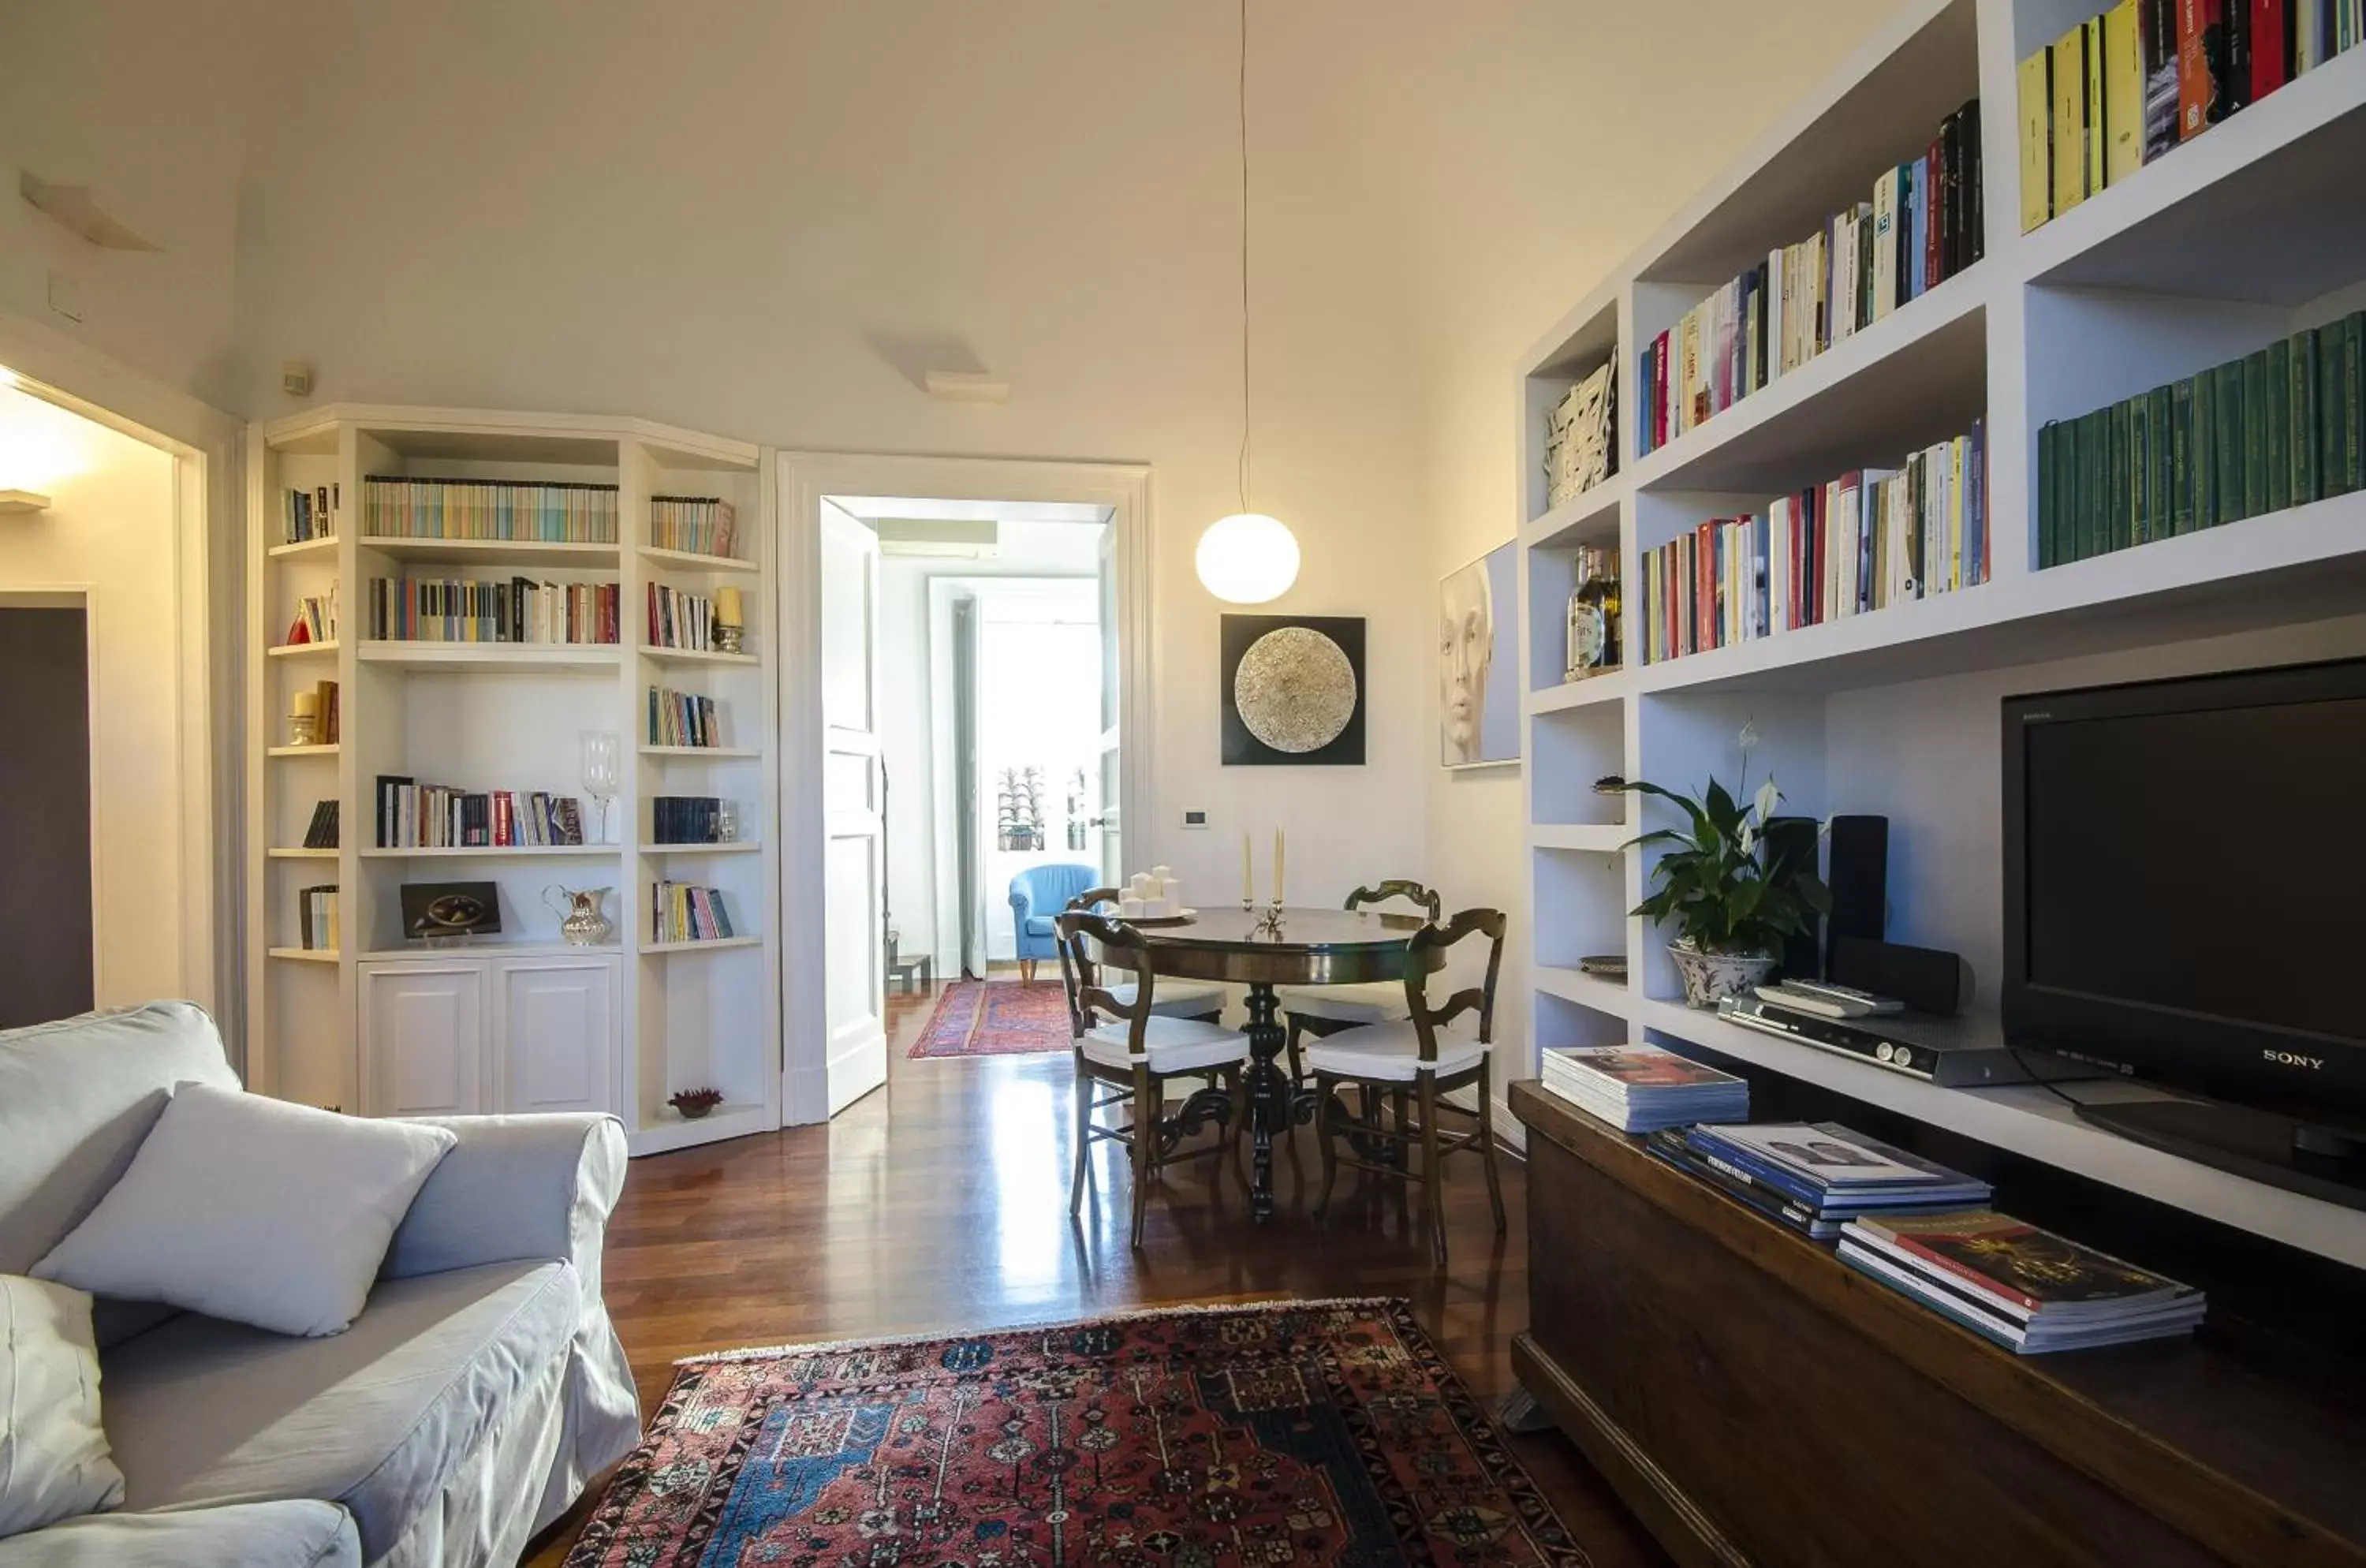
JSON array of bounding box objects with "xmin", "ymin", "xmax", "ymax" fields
[
  {"xmin": 908, "ymin": 980, "xmax": 1073, "ymax": 1059},
  {"xmin": 564, "ymin": 1298, "xmax": 1593, "ymax": 1568}
]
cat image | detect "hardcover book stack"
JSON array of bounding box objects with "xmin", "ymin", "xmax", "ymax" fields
[
  {"xmin": 282, "ymin": 484, "xmax": 338, "ymax": 544},
  {"xmin": 364, "ymin": 577, "xmax": 621, "ymax": 644},
  {"xmin": 1543, "ymin": 362, "xmax": 1617, "ymax": 508},
  {"xmin": 648, "ymin": 686, "xmax": 723, "ymax": 748},
  {"xmin": 2020, "ymin": 0, "xmax": 2359, "ymax": 233},
  {"xmin": 2038, "ymin": 312, "xmax": 2365, "ymax": 566},
  {"xmin": 651, "ymin": 795, "xmax": 728, "ymax": 845},
  {"xmin": 1636, "ymin": 424, "xmax": 1988, "ymax": 665},
  {"xmin": 1840, "ymin": 1210, "xmax": 2207, "ymax": 1354},
  {"xmin": 1636, "ymin": 98, "xmax": 1982, "ymax": 460},
  {"xmin": 297, "ymin": 886, "xmax": 339, "ymax": 952},
  {"xmin": 1539, "ymin": 1045, "xmax": 1748, "ymax": 1132},
  {"xmin": 649, "ymin": 495, "xmax": 741, "ymax": 559},
  {"xmin": 373, "ymin": 775, "xmax": 585, "ymax": 848},
  {"xmin": 647, "ymin": 584, "xmax": 720, "ymax": 651},
  {"xmin": 1647, "ymin": 1121, "xmax": 1992, "ymax": 1240},
  {"xmin": 651, "ymin": 880, "xmax": 737, "ymax": 943},
  {"xmin": 361, "ymin": 476, "xmax": 619, "ymax": 543}
]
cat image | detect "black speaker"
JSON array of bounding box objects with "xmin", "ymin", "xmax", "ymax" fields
[
  {"xmin": 1827, "ymin": 935, "xmax": 1966, "ymax": 1015},
  {"xmin": 1824, "ymin": 815, "xmax": 1888, "ymax": 973},
  {"xmin": 1761, "ymin": 815, "xmax": 1822, "ymax": 980}
]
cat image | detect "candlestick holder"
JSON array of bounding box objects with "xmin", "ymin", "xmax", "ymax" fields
[{"xmin": 1251, "ymin": 900, "xmax": 1287, "ymax": 939}]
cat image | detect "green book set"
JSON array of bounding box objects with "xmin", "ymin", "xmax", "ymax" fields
[{"xmin": 2038, "ymin": 311, "xmax": 2366, "ymax": 568}]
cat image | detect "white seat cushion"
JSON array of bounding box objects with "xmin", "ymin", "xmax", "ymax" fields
[
  {"xmin": 1081, "ymin": 1016, "xmax": 1252, "ymax": 1075},
  {"xmin": 1303, "ymin": 1020, "xmax": 1487, "ymax": 1082},
  {"xmin": 1104, "ymin": 980, "xmax": 1227, "ymax": 1018},
  {"xmin": 1275, "ymin": 980, "xmax": 1409, "ymax": 1025}
]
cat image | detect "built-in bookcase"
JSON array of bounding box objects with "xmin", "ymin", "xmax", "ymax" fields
[
  {"xmin": 1513, "ymin": 0, "xmax": 2366, "ymax": 1268},
  {"xmin": 244, "ymin": 406, "xmax": 780, "ymax": 1154}
]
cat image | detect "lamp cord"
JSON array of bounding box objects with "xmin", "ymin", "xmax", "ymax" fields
[{"xmin": 1237, "ymin": 0, "xmax": 1252, "ymax": 517}]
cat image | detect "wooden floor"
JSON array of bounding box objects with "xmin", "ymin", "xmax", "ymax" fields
[{"xmin": 529, "ymin": 978, "xmax": 1668, "ymax": 1566}]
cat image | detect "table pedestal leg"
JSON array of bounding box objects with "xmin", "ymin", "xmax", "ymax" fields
[{"xmin": 1241, "ymin": 982, "xmax": 1291, "ymax": 1223}]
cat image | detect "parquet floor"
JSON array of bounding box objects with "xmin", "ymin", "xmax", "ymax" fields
[{"xmin": 528, "ymin": 978, "xmax": 1666, "ymax": 1566}]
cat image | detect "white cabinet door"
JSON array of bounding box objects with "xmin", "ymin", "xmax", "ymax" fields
[
  {"xmin": 360, "ymin": 963, "xmax": 486, "ymax": 1117},
  {"xmin": 497, "ymin": 958, "xmax": 616, "ymax": 1114}
]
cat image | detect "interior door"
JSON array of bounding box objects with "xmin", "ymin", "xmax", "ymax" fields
[
  {"xmin": 952, "ymin": 594, "xmax": 986, "ymax": 979},
  {"xmin": 1095, "ymin": 524, "xmax": 1122, "ymax": 882},
  {"xmin": 819, "ymin": 500, "xmax": 887, "ymax": 1114},
  {"xmin": 0, "ymin": 606, "xmax": 94, "ymax": 1028}
]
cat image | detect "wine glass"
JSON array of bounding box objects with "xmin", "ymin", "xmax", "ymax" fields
[{"xmin": 581, "ymin": 731, "xmax": 619, "ymax": 846}]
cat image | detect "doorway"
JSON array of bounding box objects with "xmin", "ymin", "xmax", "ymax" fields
[
  {"xmin": 778, "ymin": 456, "xmax": 1154, "ymax": 1122},
  {"xmin": 0, "ymin": 603, "xmax": 94, "ymax": 1026}
]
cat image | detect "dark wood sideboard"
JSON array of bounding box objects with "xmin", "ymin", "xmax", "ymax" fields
[{"xmin": 1507, "ymin": 1081, "xmax": 2366, "ymax": 1568}]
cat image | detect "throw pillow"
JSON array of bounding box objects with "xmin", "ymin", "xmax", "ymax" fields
[
  {"xmin": 32, "ymin": 1085, "xmax": 456, "ymax": 1338},
  {"xmin": 0, "ymin": 1274, "xmax": 124, "ymax": 1537}
]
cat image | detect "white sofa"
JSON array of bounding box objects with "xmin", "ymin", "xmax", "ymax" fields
[{"xmin": 0, "ymin": 1002, "xmax": 641, "ymax": 1567}]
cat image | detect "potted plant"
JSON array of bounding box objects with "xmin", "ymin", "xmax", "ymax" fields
[{"xmin": 1622, "ymin": 754, "xmax": 1828, "ymax": 1009}]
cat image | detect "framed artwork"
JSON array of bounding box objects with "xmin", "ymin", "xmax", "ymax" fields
[
  {"xmin": 1441, "ymin": 539, "xmax": 1519, "ymax": 768},
  {"xmin": 1220, "ymin": 614, "xmax": 1366, "ymax": 766}
]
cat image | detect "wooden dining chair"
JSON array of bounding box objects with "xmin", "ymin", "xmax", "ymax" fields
[
  {"xmin": 1308, "ymin": 907, "xmax": 1507, "ymax": 1265},
  {"xmin": 1063, "ymin": 890, "xmax": 1227, "ymax": 1023},
  {"xmin": 1054, "ymin": 910, "xmax": 1251, "ymax": 1249},
  {"xmin": 1275, "ymin": 879, "xmax": 1444, "ymax": 1081}
]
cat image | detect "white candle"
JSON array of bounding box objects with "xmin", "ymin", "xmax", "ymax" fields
[
  {"xmin": 1241, "ymin": 833, "xmax": 1252, "ymax": 903},
  {"xmin": 1273, "ymin": 829, "xmax": 1284, "ymax": 905}
]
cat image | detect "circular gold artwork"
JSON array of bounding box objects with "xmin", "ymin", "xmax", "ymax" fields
[{"xmin": 1233, "ymin": 626, "xmax": 1358, "ymax": 754}]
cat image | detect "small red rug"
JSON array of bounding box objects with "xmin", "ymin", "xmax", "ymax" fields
[
  {"xmin": 909, "ymin": 979, "xmax": 1073, "ymax": 1059},
  {"xmin": 565, "ymin": 1298, "xmax": 1592, "ymax": 1568}
]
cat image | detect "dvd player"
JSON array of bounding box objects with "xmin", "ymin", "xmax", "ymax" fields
[{"xmin": 1715, "ymin": 996, "xmax": 2097, "ymax": 1088}]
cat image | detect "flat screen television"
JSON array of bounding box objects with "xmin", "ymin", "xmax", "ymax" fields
[{"xmin": 2002, "ymin": 656, "xmax": 2366, "ymax": 1208}]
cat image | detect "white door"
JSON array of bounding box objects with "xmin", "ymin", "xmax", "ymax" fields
[
  {"xmin": 497, "ymin": 958, "xmax": 617, "ymax": 1114},
  {"xmin": 1095, "ymin": 523, "xmax": 1122, "ymax": 882},
  {"xmin": 819, "ymin": 500, "xmax": 887, "ymax": 1114},
  {"xmin": 360, "ymin": 963, "xmax": 485, "ymax": 1117}
]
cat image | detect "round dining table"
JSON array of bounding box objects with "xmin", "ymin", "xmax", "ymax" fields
[{"xmin": 1102, "ymin": 904, "xmax": 1428, "ymax": 1223}]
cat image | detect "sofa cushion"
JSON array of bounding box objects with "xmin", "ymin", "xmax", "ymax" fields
[
  {"xmin": 99, "ymin": 1260, "xmax": 577, "ymax": 1564},
  {"xmin": 0, "ymin": 1500, "xmax": 358, "ymax": 1568},
  {"xmin": 0, "ymin": 1275, "xmax": 124, "ymax": 1536},
  {"xmin": 1024, "ymin": 914, "xmax": 1057, "ymax": 939},
  {"xmin": 0, "ymin": 1003, "xmax": 238, "ymax": 1282},
  {"xmin": 35, "ymin": 1085, "xmax": 456, "ymax": 1338}
]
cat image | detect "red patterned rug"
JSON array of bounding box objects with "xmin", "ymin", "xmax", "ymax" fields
[
  {"xmin": 909, "ymin": 980, "xmax": 1073, "ymax": 1059},
  {"xmin": 564, "ymin": 1298, "xmax": 1592, "ymax": 1568}
]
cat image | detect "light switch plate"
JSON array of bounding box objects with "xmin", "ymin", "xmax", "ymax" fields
[{"xmin": 1181, "ymin": 809, "xmax": 1209, "ymax": 829}]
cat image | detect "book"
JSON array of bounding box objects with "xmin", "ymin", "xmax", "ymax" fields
[
  {"xmin": 1683, "ymin": 1122, "xmax": 1992, "ymax": 1206},
  {"xmin": 2104, "ymin": 0, "xmax": 2149, "ymax": 185},
  {"xmin": 2018, "ymin": 51, "xmax": 2052, "ymax": 232},
  {"xmin": 301, "ymin": 799, "xmax": 339, "ymax": 849},
  {"xmin": 362, "ymin": 476, "xmax": 619, "ymax": 543},
  {"xmin": 1838, "ymin": 1236, "xmax": 2204, "ymax": 1353},
  {"xmin": 2179, "ymin": 0, "xmax": 2229, "ymax": 139},
  {"xmin": 1646, "ymin": 1131, "xmax": 1838, "ymax": 1238},
  {"xmin": 1849, "ymin": 1210, "xmax": 2202, "ymax": 1320},
  {"xmin": 2252, "ymin": 0, "xmax": 2290, "ymax": 98},
  {"xmin": 2051, "ymin": 27, "xmax": 2090, "ymax": 213},
  {"xmin": 2289, "ymin": 328, "xmax": 2320, "ymax": 506},
  {"xmin": 1540, "ymin": 1046, "xmax": 1748, "ymax": 1133},
  {"xmin": 2213, "ymin": 358, "xmax": 2246, "ymax": 524}
]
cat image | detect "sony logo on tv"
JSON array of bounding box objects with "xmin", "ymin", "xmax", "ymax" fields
[{"xmin": 2262, "ymin": 1048, "xmax": 2327, "ymax": 1072}]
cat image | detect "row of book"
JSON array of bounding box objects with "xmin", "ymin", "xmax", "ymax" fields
[
  {"xmin": 652, "ymin": 796, "xmax": 731, "ymax": 846},
  {"xmin": 1636, "ymin": 424, "xmax": 1989, "ymax": 665},
  {"xmin": 374, "ymin": 775, "xmax": 586, "ymax": 849},
  {"xmin": 1636, "ymin": 97, "xmax": 1982, "ymax": 459},
  {"xmin": 288, "ymin": 588, "xmax": 339, "ymax": 645},
  {"xmin": 647, "ymin": 584, "xmax": 725, "ymax": 651},
  {"xmin": 282, "ymin": 485, "xmax": 338, "ymax": 544},
  {"xmin": 649, "ymin": 687, "xmax": 725, "ymax": 749},
  {"xmin": 2039, "ymin": 314, "xmax": 2366, "ymax": 566},
  {"xmin": 362, "ymin": 476, "xmax": 620, "ymax": 543},
  {"xmin": 1539, "ymin": 1045, "xmax": 1748, "ymax": 1132},
  {"xmin": 652, "ymin": 880, "xmax": 738, "ymax": 943},
  {"xmin": 2019, "ymin": 0, "xmax": 2360, "ymax": 233},
  {"xmin": 364, "ymin": 577, "xmax": 623, "ymax": 645},
  {"xmin": 296, "ymin": 885, "xmax": 340, "ymax": 952},
  {"xmin": 1649, "ymin": 1119, "xmax": 1995, "ymax": 1241},
  {"xmin": 300, "ymin": 799, "xmax": 339, "ymax": 849},
  {"xmin": 650, "ymin": 495, "xmax": 741, "ymax": 560}
]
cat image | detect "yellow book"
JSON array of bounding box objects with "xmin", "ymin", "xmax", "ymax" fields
[
  {"xmin": 2103, "ymin": 0, "xmax": 2145, "ymax": 188},
  {"xmin": 2018, "ymin": 49, "xmax": 2053, "ymax": 231},
  {"xmin": 2084, "ymin": 18, "xmax": 2107, "ymax": 199},
  {"xmin": 2051, "ymin": 28, "xmax": 2088, "ymax": 215}
]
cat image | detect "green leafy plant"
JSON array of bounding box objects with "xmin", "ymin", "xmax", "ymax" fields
[{"xmin": 1621, "ymin": 770, "xmax": 1828, "ymax": 957}]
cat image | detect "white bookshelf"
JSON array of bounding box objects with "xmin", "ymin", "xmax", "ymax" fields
[
  {"xmin": 1513, "ymin": 0, "xmax": 2366, "ymax": 1265},
  {"xmin": 244, "ymin": 404, "xmax": 781, "ymax": 1152}
]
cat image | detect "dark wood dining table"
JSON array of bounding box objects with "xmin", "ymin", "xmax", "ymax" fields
[{"xmin": 1099, "ymin": 905, "xmax": 1428, "ymax": 1223}]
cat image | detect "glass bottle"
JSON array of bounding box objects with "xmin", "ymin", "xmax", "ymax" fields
[{"xmin": 1566, "ymin": 544, "xmax": 1621, "ymax": 680}]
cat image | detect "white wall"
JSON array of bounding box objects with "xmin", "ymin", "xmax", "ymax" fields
[{"xmin": 0, "ymin": 385, "xmax": 187, "ymax": 1006}]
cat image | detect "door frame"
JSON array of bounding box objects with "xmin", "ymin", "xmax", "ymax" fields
[{"xmin": 776, "ymin": 452, "xmax": 1155, "ymax": 1124}]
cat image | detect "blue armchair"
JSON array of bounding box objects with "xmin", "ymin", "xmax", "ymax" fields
[{"xmin": 1009, "ymin": 863, "xmax": 1103, "ymax": 982}]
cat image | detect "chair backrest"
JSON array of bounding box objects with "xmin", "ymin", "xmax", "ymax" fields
[
  {"xmin": 1009, "ymin": 862, "xmax": 1103, "ymax": 916},
  {"xmin": 1400, "ymin": 909, "xmax": 1507, "ymax": 1062},
  {"xmin": 1052, "ymin": 909, "xmax": 1159, "ymax": 1060},
  {"xmin": 1345, "ymin": 879, "xmax": 1443, "ymax": 924},
  {"xmin": 1051, "ymin": 890, "xmax": 1121, "ymax": 1036}
]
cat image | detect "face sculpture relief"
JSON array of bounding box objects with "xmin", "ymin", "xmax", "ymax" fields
[{"xmin": 1440, "ymin": 559, "xmax": 1494, "ymax": 764}]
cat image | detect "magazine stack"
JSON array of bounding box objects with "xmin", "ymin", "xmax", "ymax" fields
[
  {"xmin": 1539, "ymin": 1045, "xmax": 1748, "ymax": 1133},
  {"xmin": 1839, "ymin": 1211, "xmax": 2205, "ymax": 1355},
  {"xmin": 1648, "ymin": 1121, "xmax": 1991, "ymax": 1240}
]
